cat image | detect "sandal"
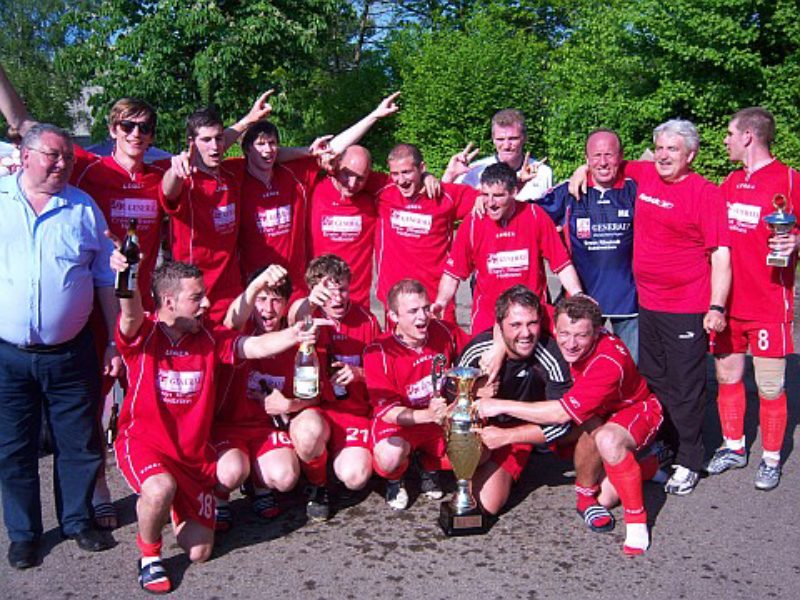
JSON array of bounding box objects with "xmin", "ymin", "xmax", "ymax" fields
[{"xmin": 92, "ymin": 501, "xmax": 118, "ymax": 531}]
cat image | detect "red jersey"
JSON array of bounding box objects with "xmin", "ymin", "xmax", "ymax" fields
[
  {"xmin": 115, "ymin": 315, "xmax": 241, "ymax": 466},
  {"xmin": 444, "ymin": 203, "xmax": 572, "ymax": 333},
  {"xmin": 307, "ymin": 174, "xmax": 381, "ymax": 306},
  {"xmin": 626, "ymin": 161, "xmax": 729, "ymax": 313},
  {"xmin": 72, "ymin": 145, "xmax": 167, "ymax": 310},
  {"xmin": 215, "ymin": 335, "xmax": 297, "ymax": 429},
  {"xmin": 160, "ymin": 165, "xmax": 242, "ymax": 323},
  {"xmin": 233, "ymin": 156, "xmax": 319, "ymax": 285},
  {"xmin": 721, "ymin": 159, "xmax": 799, "ymax": 322},
  {"xmin": 374, "ymin": 183, "xmax": 478, "ymax": 303},
  {"xmin": 559, "ymin": 331, "xmax": 653, "ymax": 425},
  {"xmin": 317, "ymin": 302, "xmax": 382, "ymax": 416},
  {"xmin": 363, "ymin": 320, "xmax": 466, "ymax": 420}
]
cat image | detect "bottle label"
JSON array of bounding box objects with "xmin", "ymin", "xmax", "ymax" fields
[{"xmin": 294, "ymin": 367, "xmax": 318, "ymax": 398}]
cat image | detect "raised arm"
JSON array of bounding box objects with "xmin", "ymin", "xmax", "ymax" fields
[
  {"xmin": 107, "ymin": 232, "xmax": 144, "ymax": 339},
  {"xmin": 222, "ymin": 89, "xmax": 274, "ymax": 151},
  {"xmin": 327, "ymin": 91, "xmax": 401, "ymax": 155},
  {"xmin": 0, "ymin": 64, "xmax": 38, "ymax": 136},
  {"xmin": 224, "ymin": 264, "xmax": 288, "ymax": 330}
]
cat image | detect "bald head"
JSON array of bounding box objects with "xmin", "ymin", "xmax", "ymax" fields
[
  {"xmin": 585, "ymin": 129, "xmax": 622, "ymax": 187},
  {"xmin": 333, "ymin": 145, "xmax": 373, "ymax": 197}
]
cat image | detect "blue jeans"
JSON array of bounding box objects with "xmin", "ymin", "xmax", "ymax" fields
[
  {"xmin": 0, "ymin": 328, "xmax": 101, "ymax": 542},
  {"xmin": 609, "ymin": 316, "xmax": 639, "ymax": 364}
]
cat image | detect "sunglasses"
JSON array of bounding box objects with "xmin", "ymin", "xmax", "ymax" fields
[{"xmin": 117, "ymin": 119, "xmax": 155, "ymax": 136}]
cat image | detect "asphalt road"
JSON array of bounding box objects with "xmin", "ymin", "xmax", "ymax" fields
[{"xmin": 2, "ymin": 281, "xmax": 799, "ymax": 599}]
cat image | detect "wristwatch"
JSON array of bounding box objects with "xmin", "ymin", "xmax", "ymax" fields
[{"xmin": 709, "ymin": 304, "xmax": 725, "ymax": 314}]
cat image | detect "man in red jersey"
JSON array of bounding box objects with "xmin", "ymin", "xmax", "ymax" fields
[
  {"xmin": 160, "ymin": 107, "xmax": 245, "ymax": 323},
  {"xmin": 433, "ymin": 163, "xmax": 582, "ymax": 333},
  {"xmin": 375, "ymin": 144, "xmax": 479, "ymax": 322},
  {"xmin": 288, "ymin": 255, "xmax": 382, "ymax": 518},
  {"xmin": 214, "ymin": 265, "xmax": 330, "ymax": 529},
  {"xmin": 109, "ymin": 250, "xmax": 317, "ymax": 593},
  {"xmin": 481, "ymin": 296, "xmax": 663, "ymax": 555},
  {"xmin": 364, "ymin": 279, "xmax": 468, "ymax": 510},
  {"xmin": 572, "ymin": 120, "xmax": 731, "ymax": 495},
  {"xmin": 233, "ymin": 93, "xmax": 401, "ymax": 290},
  {"xmin": 307, "ymin": 146, "xmax": 381, "ymax": 305},
  {"xmin": 706, "ymin": 107, "xmax": 800, "ymax": 490}
]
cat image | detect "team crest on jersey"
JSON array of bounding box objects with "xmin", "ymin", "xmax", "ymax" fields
[{"xmin": 576, "ymin": 218, "xmax": 591, "ymax": 239}]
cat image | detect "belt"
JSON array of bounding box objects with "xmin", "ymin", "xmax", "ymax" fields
[{"xmin": 1, "ymin": 334, "xmax": 81, "ymax": 354}]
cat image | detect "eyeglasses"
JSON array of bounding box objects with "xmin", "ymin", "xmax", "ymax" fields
[
  {"xmin": 28, "ymin": 147, "xmax": 75, "ymax": 164},
  {"xmin": 117, "ymin": 120, "xmax": 155, "ymax": 136}
]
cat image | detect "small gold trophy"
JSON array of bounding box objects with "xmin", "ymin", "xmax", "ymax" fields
[
  {"xmin": 764, "ymin": 194, "xmax": 797, "ymax": 267},
  {"xmin": 438, "ymin": 365, "xmax": 487, "ymax": 536}
]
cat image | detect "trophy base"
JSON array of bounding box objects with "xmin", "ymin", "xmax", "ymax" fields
[
  {"xmin": 767, "ymin": 255, "xmax": 790, "ymax": 268},
  {"xmin": 439, "ymin": 501, "xmax": 487, "ymax": 536}
]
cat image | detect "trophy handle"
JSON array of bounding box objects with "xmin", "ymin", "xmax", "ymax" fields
[{"xmin": 431, "ymin": 353, "xmax": 447, "ymax": 397}]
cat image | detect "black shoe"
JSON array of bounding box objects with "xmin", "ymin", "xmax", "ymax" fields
[
  {"xmin": 306, "ymin": 485, "xmax": 331, "ymax": 521},
  {"xmin": 8, "ymin": 540, "xmax": 39, "ymax": 569},
  {"xmin": 70, "ymin": 527, "xmax": 113, "ymax": 552}
]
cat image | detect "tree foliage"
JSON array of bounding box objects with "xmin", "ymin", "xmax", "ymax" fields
[
  {"xmin": 0, "ymin": 0, "xmax": 94, "ymax": 132},
  {"xmin": 58, "ymin": 0, "xmax": 347, "ymax": 152}
]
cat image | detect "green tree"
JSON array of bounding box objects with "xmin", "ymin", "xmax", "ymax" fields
[
  {"xmin": 387, "ymin": 7, "xmax": 550, "ymax": 174},
  {"xmin": 544, "ymin": 0, "xmax": 800, "ymax": 180},
  {"xmin": 0, "ymin": 0, "xmax": 94, "ymax": 132},
  {"xmin": 58, "ymin": 0, "xmax": 348, "ymax": 152}
]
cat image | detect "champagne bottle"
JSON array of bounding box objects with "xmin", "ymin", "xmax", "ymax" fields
[
  {"xmin": 258, "ymin": 379, "xmax": 289, "ymax": 431},
  {"xmin": 294, "ymin": 315, "xmax": 319, "ymax": 399},
  {"xmin": 106, "ymin": 402, "xmax": 118, "ymax": 448},
  {"xmin": 115, "ymin": 219, "xmax": 140, "ymax": 298}
]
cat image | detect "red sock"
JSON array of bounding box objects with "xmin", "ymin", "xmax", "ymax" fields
[
  {"xmin": 717, "ymin": 382, "xmax": 746, "ymax": 441},
  {"xmin": 373, "ymin": 458, "xmax": 408, "ymax": 481},
  {"xmin": 301, "ymin": 450, "xmax": 328, "ymax": 486},
  {"xmin": 136, "ymin": 533, "xmax": 162, "ymax": 558},
  {"xmin": 760, "ymin": 393, "xmax": 787, "ymax": 454},
  {"xmin": 604, "ymin": 452, "xmax": 646, "ymax": 525},
  {"xmin": 639, "ymin": 453, "xmax": 660, "ymax": 481},
  {"xmin": 575, "ymin": 483, "xmax": 600, "ymax": 512}
]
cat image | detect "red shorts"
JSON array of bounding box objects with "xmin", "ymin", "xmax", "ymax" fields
[
  {"xmin": 607, "ymin": 395, "xmax": 663, "ymax": 450},
  {"xmin": 212, "ymin": 422, "xmax": 293, "ymax": 461},
  {"xmin": 713, "ymin": 318, "xmax": 793, "ymax": 358},
  {"xmin": 490, "ymin": 443, "xmax": 532, "ymax": 481},
  {"xmin": 371, "ymin": 419, "xmax": 451, "ymax": 469},
  {"xmin": 115, "ymin": 437, "xmax": 216, "ymax": 530},
  {"xmin": 323, "ymin": 409, "xmax": 372, "ymax": 453}
]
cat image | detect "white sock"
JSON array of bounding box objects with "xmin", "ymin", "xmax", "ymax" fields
[
  {"xmin": 624, "ymin": 522, "xmax": 650, "ymax": 552},
  {"xmin": 723, "ymin": 437, "xmax": 745, "ymax": 452},
  {"xmin": 141, "ymin": 555, "xmax": 161, "ymax": 567},
  {"xmin": 762, "ymin": 450, "xmax": 781, "ymax": 466}
]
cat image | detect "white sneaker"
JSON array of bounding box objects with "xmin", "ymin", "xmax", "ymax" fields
[
  {"xmin": 664, "ymin": 465, "xmax": 699, "ymax": 496},
  {"xmin": 385, "ymin": 480, "xmax": 409, "ymax": 510}
]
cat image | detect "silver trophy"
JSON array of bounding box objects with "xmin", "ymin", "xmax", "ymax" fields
[{"xmin": 763, "ymin": 194, "xmax": 797, "ymax": 267}]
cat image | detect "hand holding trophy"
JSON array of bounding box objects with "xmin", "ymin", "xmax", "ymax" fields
[{"xmin": 764, "ymin": 194, "xmax": 797, "ymax": 267}]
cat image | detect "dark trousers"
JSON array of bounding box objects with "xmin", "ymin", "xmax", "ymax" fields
[
  {"xmin": 0, "ymin": 327, "xmax": 102, "ymax": 542},
  {"xmin": 638, "ymin": 308, "xmax": 708, "ymax": 471}
]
